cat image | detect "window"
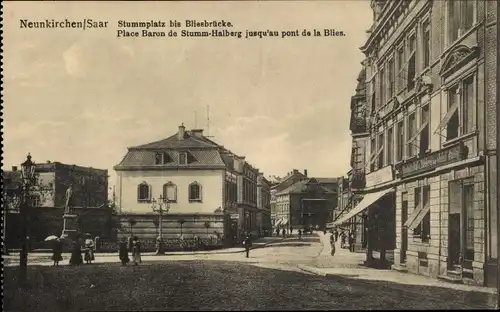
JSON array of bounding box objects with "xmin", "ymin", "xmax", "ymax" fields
[
  {"xmin": 407, "ymin": 34, "xmax": 416, "ymax": 90},
  {"xmin": 155, "ymin": 153, "xmax": 163, "ymax": 165},
  {"xmin": 379, "ymin": 66, "xmax": 386, "ymax": 106},
  {"xmin": 387, "ymin": 127, "xmax": 394, "ymax": 165},
  {"xmin": 189, "ymin": 182, "xmax": 202, "ymax": 202},
  {"xmin": 462, "ymin": 76, "xmax": 474, "ymax": 134},
  {"xmin": 422, "ymin": 21, "xmax": 430, "ymax": 68},
  {"xmin": 447, "ymin": 0, "xmax": 475, "ymax": 45},
  {"xmin": 397, "ymin": 121, "xmax": 404, "ymax": 162},
  {"xmin": 388, "ymin": 58, "xmax": 395, "ymax": 98},
  {"xmin": 413, "ymin": 186, "xmax": 431, "ymax": 242},
  {"xmin": 378, "ymin": 132, "xmax": 385, "ymax": 169},
  {"xmin": 397, "ymin": 45, "xmax": 405, "ymax": 90},
  {"xmin": 30, "ymin": 194, "xmax": 41, "ymax": 207},
  {"xmin": 446, "ymin": 86, "xmax": 460, "ymax": 140},
  {"xmin": 137, "ymin": 182, "xmax": 151, "ymax": 202},
  {"xmin": 162, "ymin": 182, "xmax": 177, "ymax": 202},
  {"xmin": 179, "ymin": 152, "xmax": 188, "ymax": 165},
  {"xmin": 420, "ymin": 105, "xmax": 430, "ymax": 154},
  {"xmin": 371, "ymin": 78, "xmax": 377, "ymax": 113},
  {"xmin": 408, "ymin": 113, "xmax": 417, "ymax": 157}
]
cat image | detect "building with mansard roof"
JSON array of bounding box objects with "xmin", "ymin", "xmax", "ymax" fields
[{"xmin": 114, "ymin": 124, "xmax": 271, "ymax": 243}]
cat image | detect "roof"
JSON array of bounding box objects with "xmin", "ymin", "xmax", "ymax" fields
[
  {"xmin": 131, "ymin": 133, "xmax": 218, "ymax": 149},
  {"xmin": 275, "ymin": 178, "xmax": 336, "ymax": 196},
  {"xmin": 315, "ymin": 178, "xmax": 339, "ymax": 184}
]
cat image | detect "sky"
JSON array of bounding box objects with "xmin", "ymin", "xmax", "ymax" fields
[{"xmin": 3, "ymin": 1, "xmax": 373, "ymax": 183}]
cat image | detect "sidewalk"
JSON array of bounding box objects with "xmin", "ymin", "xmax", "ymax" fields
[
  {"xmin": 3, "ymin": 236, "xmax": 284, "ymax": 266},
  {"xmin": 297, "ymin": 232, "xmax": 497, "ymax": 297}
]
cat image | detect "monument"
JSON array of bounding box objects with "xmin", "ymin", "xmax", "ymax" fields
[{"xmin": 61, "ymin": 186, "xmax": 78, "ymax": 240}]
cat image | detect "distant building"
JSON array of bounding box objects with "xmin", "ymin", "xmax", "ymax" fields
[
  {"xmin": 270, "ymin": 169, "xmax": 307, "ymax": 227},
  {"xmin": 114, "ymin": 124, "xmax": 270, "ymax": 242},
  {"xmin": 273, "ymin": 176, "xmax": 338, "ymax": 231}
]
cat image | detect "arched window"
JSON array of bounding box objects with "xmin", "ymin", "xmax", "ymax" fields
[
  {"xmin": 137, "ymin": 182, "xmax": 151, "ymax": 202},
  {"xmin": 163, "ymin": 182, "xmax": 177, "ymax": 203},
  {"xmin": 189, "ymin": 182, "xmax": 202, "ymax": 202}
]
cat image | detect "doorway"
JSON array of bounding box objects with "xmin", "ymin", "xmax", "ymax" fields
[
  {"xmin": 448, "ymin": 213, "xmax": 461, "ymax": 268},
  {"xmin": 400, "ymin": 193, "xmax": 408, "ymax": 264}
]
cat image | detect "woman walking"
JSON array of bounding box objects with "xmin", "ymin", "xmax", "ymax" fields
[
  {"xmin": 131, "ymin": 236, "xmax": 142, "ymax": 265},
  {"xmin": 52, "ymin": 238, "xmax": 63, "ymax": 266},
  {"xmin": 69, "ymin": 241, "xmax": 83, "ymax": 266},
  {"xmin": 118, "ymin": 237, "xmax": 130, "ymax": 266},
  {"xmin": 84, "ymin": 235, "xmax": 95, "ymax": 264}
]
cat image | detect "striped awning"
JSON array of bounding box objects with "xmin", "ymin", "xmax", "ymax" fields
[
  {"xmin": 275, "ymin": 219, "xmax": 282, "ymax": 227},
  {"xmin": 281, "ymin": 218, "xmax": 289, "ymax": 226}
]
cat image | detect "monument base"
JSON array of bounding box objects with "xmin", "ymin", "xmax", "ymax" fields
[{"xmin": 62, "ymin": 214, "xmax": 79, "ymax": 241}]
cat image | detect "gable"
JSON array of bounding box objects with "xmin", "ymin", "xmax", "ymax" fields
[{"xmin": 439, "ymin": 45, "xmax": 480, "ymax": 78}]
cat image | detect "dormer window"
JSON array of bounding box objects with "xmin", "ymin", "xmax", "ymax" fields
[
  {"xmin": 179, "ymin": 152, "xmax": 188, "ymax": 165},
  {"xmin": 155, "ymin": 152, "xmax": 171, "ymax": 165}
]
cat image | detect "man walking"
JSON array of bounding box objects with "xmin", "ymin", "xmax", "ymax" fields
[
  {"xmin": 243, "ymin": 234, "xmax": 252, "ymax": 258},
  {"xmin": 330, "ymin": 232, "xmax": 336, "ymax": 256}
]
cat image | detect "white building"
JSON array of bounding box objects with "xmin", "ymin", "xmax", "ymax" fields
[{"xmin": 114, "ymin": 124, "xmax": 269, "ymax": 242}]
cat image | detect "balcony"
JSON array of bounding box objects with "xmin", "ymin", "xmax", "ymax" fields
[
  {"xmin": 350, "ymin": 116, "xmax": 368, "ymax": 134},
  {"xmin": 350, "ymin": 170, "xmax": 366, "ymax": 189}
]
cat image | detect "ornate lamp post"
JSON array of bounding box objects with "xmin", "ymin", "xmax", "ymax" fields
[
  {"xmin": 152, "ymin": 194, "xmax": 170, "ymax": 255},
  {"xmin": 20, "ymin": 153, "xmax": 36, "ymax": 283}
]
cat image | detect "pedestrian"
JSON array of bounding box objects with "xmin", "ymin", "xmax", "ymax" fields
[
  {"xmin": 243, "ymin": 234, "xmax": 252, "ymax": 258},
  {"xmin": 323, "ymin": 229, "xmax": 327, "ymax": 235},
  {"xmin": 51, "ymin": 238, "xmax": 63, "ymax": 266},
  {"xmin": 276, "ymin": 228, "xmax": 280, "ymax": 237},
  {"xmin": 349, "ymin": 231, "xmax": 355, "ymax": 252},
  {"xmin": 341, "ymin": 232, "xmax": 347, "ymax": 249},
  {"xmin": 298, "ymin": 229, "xmax": 302, "ymax": 240},
  {"xmin": 282, "ymin": 228, "xmax": 286, "ymax": 238},
  {"xmin": 334, "ymin": 229, "xmax": 339, "ymax": 242},
  {"xmin": 84, "ymin": 235, "xmax": 95, "ymax": 264},
  {"xmin": 131, "ymin": 236, "xmax": 142, "ymax": 265},
  {"xmin": 118, "ymin": 237, "xmax": 130, "ymax": 266},
  {"xmin": 69, "ymin": 240, "xmax": 83, "ymax": 266},
  {"xmin": 330, "ymin": 232, "xmax": 336, "ymax": 256},
  {"xmin": 290, "ymin": 226, "xmax": 293, "ymax": 234}
]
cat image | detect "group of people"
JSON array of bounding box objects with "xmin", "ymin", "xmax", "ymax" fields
[
  {"xmin": 326, "ymin": 228, "xmax": 357, "ymax": 253},
  {"xmin": 118, "ymin": 236, "xmax": 142, "ymax": 266},
  {"xmin": 51, "ymin": 235, "xmax": 143, "ymax": 266}
]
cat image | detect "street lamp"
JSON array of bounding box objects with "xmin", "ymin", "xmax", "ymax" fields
[
  {"xmin": 152, "ymin": 194, "xmax": 170, "ymax": 255},
  {"xmin": 20, "ymin": 153, "xmax": 36, "ymax": 283}
]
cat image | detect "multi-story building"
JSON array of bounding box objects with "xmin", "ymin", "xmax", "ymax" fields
[
  {"xmin": 3, "ymin": 162, "xmax": 110, "ymax": 247},
  {"xmin": 257, "ymin": 174, "xmax": 272, "ymax": 235},
  {"xmin": 114, "ymin": 124, "xmax": 268, "ymax": 243},
  {"xmin": 335, "ymin": 0, "xmax": 498, "ymax": 287},
  {"xmin": 274, "ymin": 177, "xmax": 337, "ymax": 231},
  {"xmin": 270, "ymin": 169, "xmax": 307, "ymax": 227}
]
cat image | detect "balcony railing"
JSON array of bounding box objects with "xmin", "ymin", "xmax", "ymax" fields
[
  {"xmin": 350, "ymin": 170, "xmax": 366, "ymax": 189},
  {"xmin": 350, "ymin": 116, "xmax": 367, "ymax": 134}
]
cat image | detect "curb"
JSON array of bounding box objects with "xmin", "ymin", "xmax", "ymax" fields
[{"xmin": 296, "ymin": 264, "xmax": 327, "ymax": 277}]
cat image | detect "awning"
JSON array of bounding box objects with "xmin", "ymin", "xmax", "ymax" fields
[
  {"xmin": 434, "ymin": 101, "xmax": 459, "ymax": 134},
  {"xmin": 404, "ymin": 204, "xmax": 430, "ymax": 230},
  {"xmin": 333, "ymin": 188, "xmax": 395, "ymax": 226},
  {"xmin": 274, "ymin": 219, "xmax": 282, "ymax": 227},
  {"xmin": 325, "ymin": 222, "xmax": 335, "ymax": 229},
  {"xmin": 408, "ymin": 120, "xmax": 429, "ymax": 144},
  {"xmin": 281, "ymin": 218, "xmax": 289, "ymax": 226}
]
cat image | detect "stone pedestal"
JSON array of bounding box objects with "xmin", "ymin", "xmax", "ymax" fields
[{"xmin": 61, "ymin": 214, "xmax": 79, "ymax": 241}]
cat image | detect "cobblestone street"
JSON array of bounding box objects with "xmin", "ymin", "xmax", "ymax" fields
[{"xmin": 4, "ymin": 232, "xmax": 498, "ymax": 310}]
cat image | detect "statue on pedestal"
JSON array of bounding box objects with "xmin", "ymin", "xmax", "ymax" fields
[{"xmin": 64, "ymin": 186, "xmax": 73, "ymax": 215}]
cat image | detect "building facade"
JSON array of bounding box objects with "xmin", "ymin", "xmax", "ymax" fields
[
  {"xmin": 335, "ymin": 0, "xmax": 497, "ymax": 287},
  {"xmin": 274, "ymin": 177, "xmax": 337, "ymax": 231},
  {"xmin": 257, "ymin": 174, "xmax": 272, "ymax": 235},
  {"xmin": 270, "ymin": 169, "xmax": 307, "ymax": 227},
  {"xmin": 114, "ymin": 124, "xmax": 268, "ymax": 243},
  {"xmin": 3, "ymin": 162, "xmax": 110, "ymax": 247}
]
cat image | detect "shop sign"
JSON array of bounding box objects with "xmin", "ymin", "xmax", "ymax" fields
[
  {"xmin": 397, "ymin": 142, "xmax": 468, "ymax": 178},
  {"xmin": 365, "ymin": 165, "xmax": 394, "ymax": 188}
]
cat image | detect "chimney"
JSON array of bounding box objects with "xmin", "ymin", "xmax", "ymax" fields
[
  {"xmin": 304, "ymin": 169, "xmax": 308, "ymax": 177},
  {"xmin": 178, "ymin": 123, "xmax": 185, "ymax": 140},
  {"xmin": 12, "ymin": 166, "xmax": 18, "ymax": 171},
  {"xmin": 191, "ymin": 129, "xmax": 204, "ymax": 137}
]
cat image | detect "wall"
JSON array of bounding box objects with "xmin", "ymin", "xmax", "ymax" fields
[{"xmin": 116, "ymin": 169, "xmax": 224, "ymax": 214}]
